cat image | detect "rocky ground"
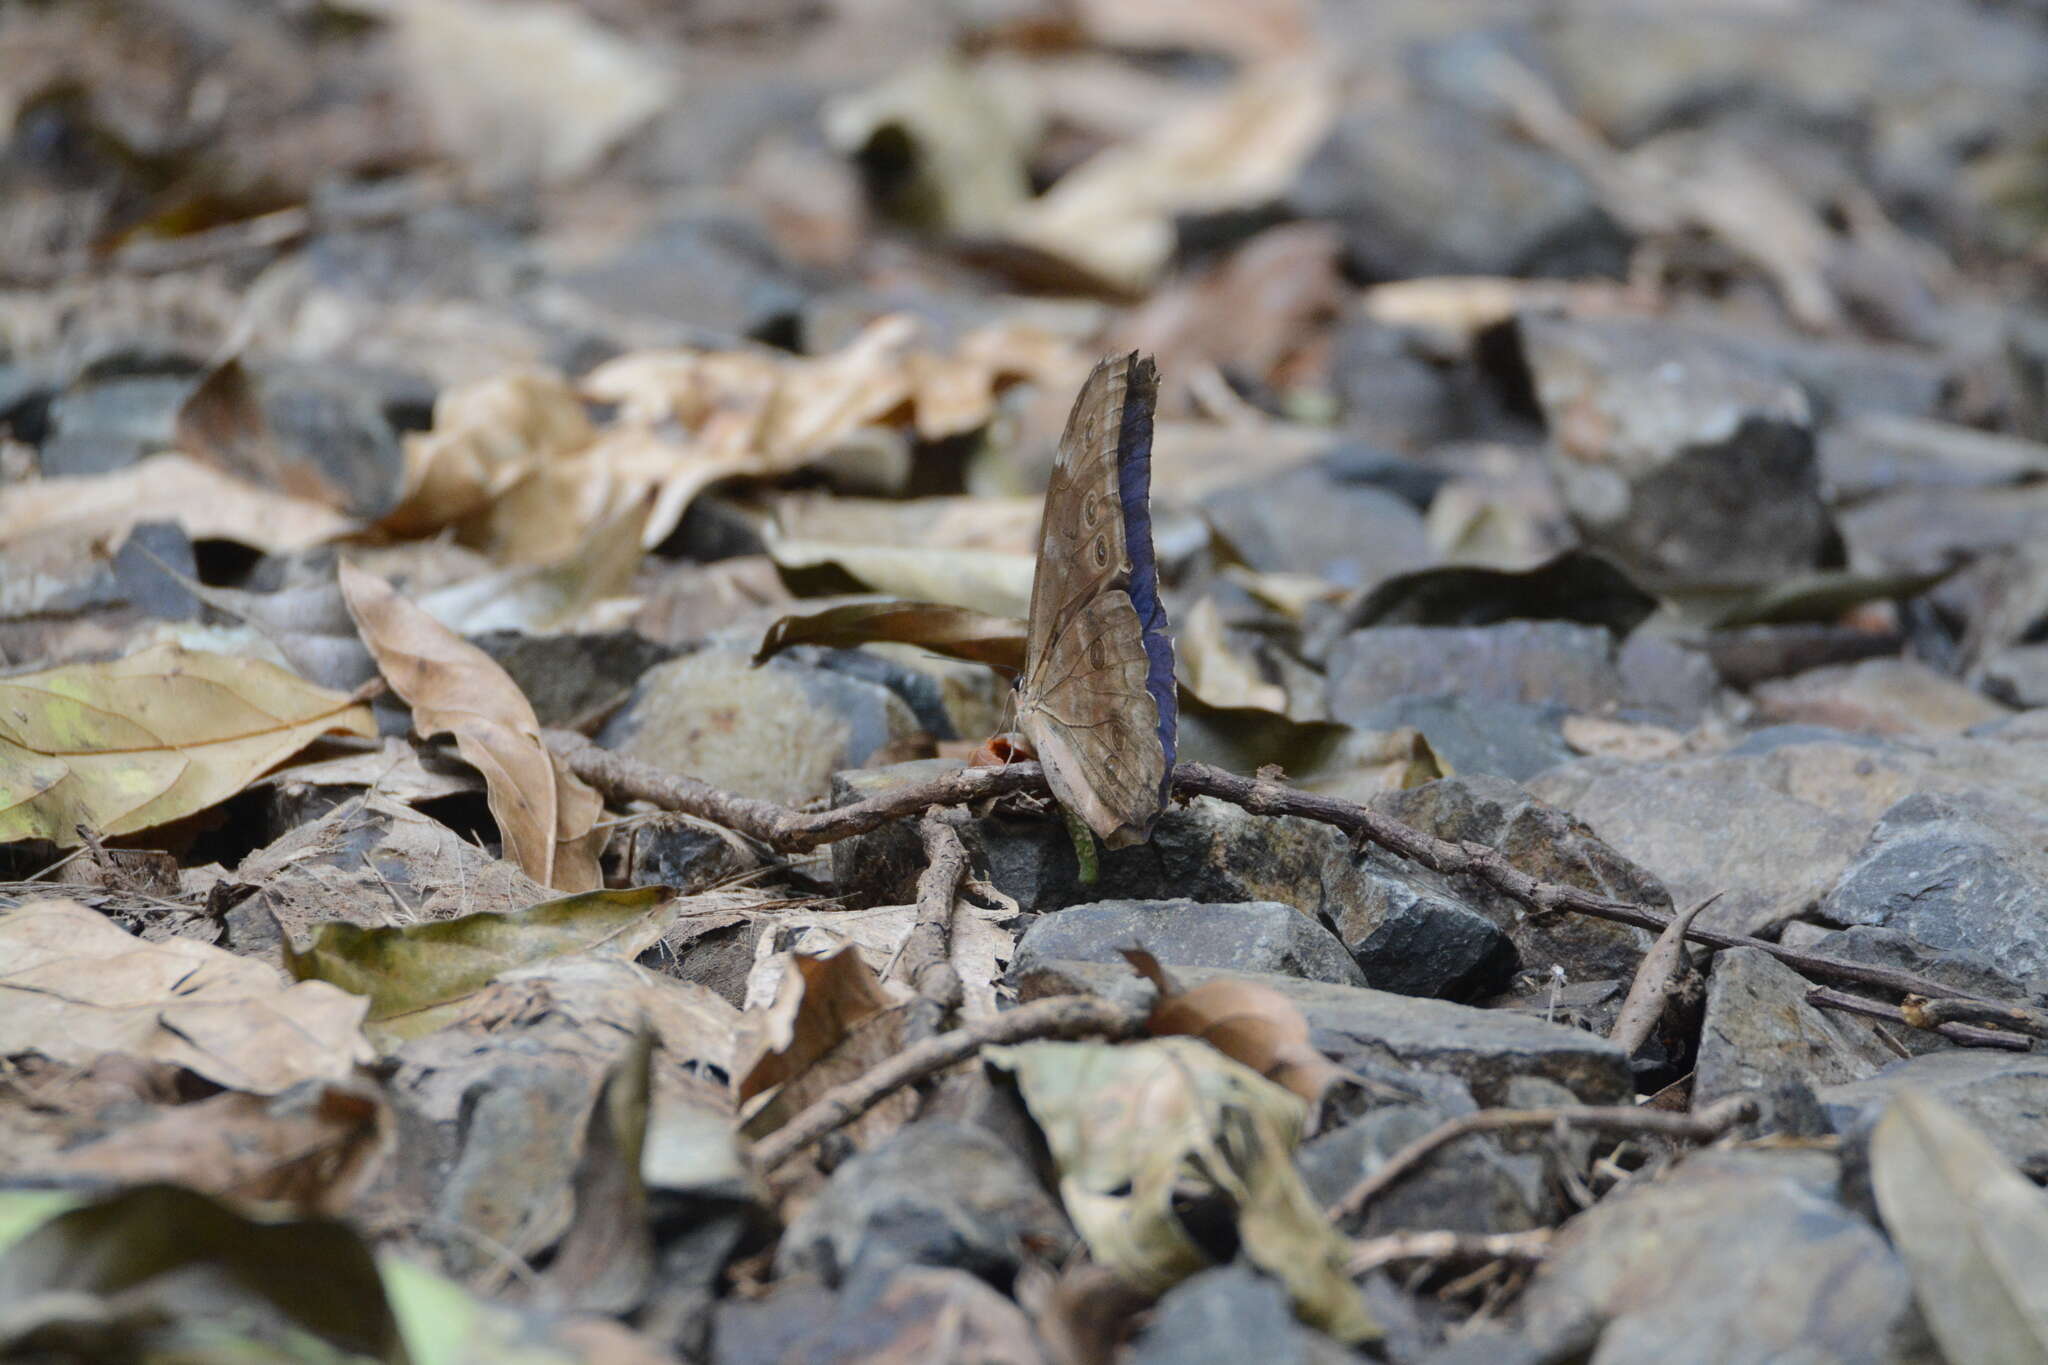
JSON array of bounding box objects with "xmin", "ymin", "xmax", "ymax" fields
[{"xmin": 4, "ymin": 1, "xmax": 2048, "ymax": 1362}]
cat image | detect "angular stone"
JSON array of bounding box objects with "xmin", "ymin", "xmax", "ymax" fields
[
  {"xmin": 1816, "ymin": 790, "xmax": 2048, "ymax": 995},
  {"xmin": 775, "ymin": 1120, "xmax": 1072, "ymax": 1286},
  {"xmin": 1520, "ymin": 314, "xmax": 1831, "ymax": 591},
  {"xmin": 1818, "ymin": 1051, "xmax": 2048, "ymax": 1177},
  {"xmin": 1326, "ymin": 621, "xmax": 1624, "ymax": 715},
  {"xmin": 1979, "ymin": 644, "xmax": 2048, "ymax": 708},
  {"xmin": 1694, "ymin": 948, "xmax": 1897, "ymax": 1106},
  {"xmin": 1370, "ymin": 776, "xmax": 1657, "ymax": 983},
  {"xmin": 598, "ymin": 646, "xmax": 922, "ymax": 804},
  {"xmin": 1199, "ymin": 459, "xmax": 1432, "ymax": 588},
  {"xmin": 1331, "ymin": 856, "xmax": 1516, "ymax": 1000},
  {"xmin": 1334, "ymin": 694, "xmax": 1576, "ymax": 782},
  {"xmin": 1468, "ymin": 1150, "xmax": 1927, "ymax": 1365},
  {"xmin": 1012, "ymin": 960, "xmax": 1631, "ymax": 1106},
  {"xmin": 1750, "ymin": 657, "xmax": 2010, "ymax": 736},
  {"xmin": 1010, "ymin": 899, "xmax": 1366, "ymax": 988},
  {"xmin": 39, "ymin": 367, "xmax": 203, "ymax": 478},
  {"xmin": 1129, "ymin": 1263, "xmax": 1353, "ymax": 1365}
]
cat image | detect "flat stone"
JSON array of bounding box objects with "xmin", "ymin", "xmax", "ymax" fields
[
  {"xmin": 1129, "ymin": 1262, "xmax": 1353, "ymax": 1365},
  {"xmin": 775, "ymin": 1120, "xmax": 1073, "ymax": 1286},
  {"xmin": 598, "ymin": 646, "xmax": 922, "ymax": 804},
  {"xmin": 1816, "ymin": 790, "xmax": 2048, "ymax": 996},
  {"xmin": 1818, "ymin": 1050, "xmax": 2048, "ymax": 1177},
  {"xmin": 1520, "ymin": 314, "xmax": 1831, "ymax": 591},
  {"xmin": 1370, "ymin": 775, "xmax": 1657, "ymax": 984},
  {"xmin": 470, "ymin": 629, "xmax": 679, "ymax": 729},
  {"xmin": 1979, "ymin": 644, "xmax": 2048, "ymax": 708},
  {"xmin": 1331, "ymin": 856, "xmax": 1517, "ymax": 1000},
  {"xmin": 1750, "ymin": 657, "xmax": 2011, "ymax": 736},
  {"xmin": 1326, "ymin": 621, "xmax": 1625, "ymax": 716},
  {"xmin": 1199, "ymin": 459, "xmax": 1433, "ymax": 588},
  {"xmin": 1694, "ymin": 948, "xmax": 1897, "ymax": 1106},
  {"xmin": 1010, "ymin": 899, "xmax": 1366, "ymax": 988},
  {"xmin": 1012, "ymin": 960, "xmax": 1631, "ymax": 1106},
  {"xmin": 1335, "ymin": 694, "xmax": 1576, "ymax": 782},
  {"xmin": 1468, "ymin": 1149, "xmax": 1926, "ymax": 1365}
]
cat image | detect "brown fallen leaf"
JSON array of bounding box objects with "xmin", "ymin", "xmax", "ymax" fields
[
  {"xmin": 0, "ymin": 643, "xmax": 376, "ymax": 844},
  {"xmin": 1609, "ymin": 893, "xmax": 1721, "ymax": 1057},
  {"xmin": 0, "ymin": 453, "xmax": 359, "ymax": 554},
  {"xmin": 1123, "ymin": 948, "xmax": 1348, "ymax": 1114},
  {"xmin": 0, "ymin": 900, "xmax": 374, "ymax": 1095},
  {"xmin": 339, "ymin": 562, "xmax": 604, "ymax": 890},
  {"xmin": 753, "ymin": 599, "xmax": 1027, "ymax": 673}
]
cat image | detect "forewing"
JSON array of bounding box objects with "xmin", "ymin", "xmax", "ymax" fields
[{"xmin": 1024, "ymin": 357, "xmax": 1135, "ymax": 678}]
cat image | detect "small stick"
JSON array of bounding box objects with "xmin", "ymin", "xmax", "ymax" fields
[
  {"xmin": 1328, "ymin": 1093, "xmax": 1758, "ymax": 1222},
  {"xmin": 1609, "ymin": 892, "xmax": 1720, "ymax": 1055},
  {"xmin": 1347, "ymin": 1228, "xmax": 1553, "ymax": 1277},
  {"xmin": 1806, "ymin": 987, "xmax": 2033, "ymax": 1050},
  {"xmin": 1902, "ymin": 993, "xmax": 2048, "ymax": 1041},
  {"xmin": 897, "ymin": 807, "xmax": 969, "ymax": 1039},
  {"xmin": 749, "ymin": 994, "xmax": 1146, "ymax": 1171}
]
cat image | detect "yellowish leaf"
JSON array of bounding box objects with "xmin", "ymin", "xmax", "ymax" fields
[
  {"xmin": 0, "ymin": 453, "xmax": 358, "ymax": 555},
  {"xmin": 339, "ymin": 563, "xmax": 603, "ymax": 890},
  {"xmin": 0, "ymin": 643, "xmax": 375, "ymax": 843}
]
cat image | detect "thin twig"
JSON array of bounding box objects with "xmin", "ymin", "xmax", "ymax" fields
[
  {"xmin": 547, "ymin": 734, "xmax": 2015, "ymax": 1010},
  {"xmin": 1609, "ymin": 892, "xmax": 1720, "ymax": 1055},
  {"xmin": 1328, "ymin": 1093, "xmax": 1759, "ymax": 1222},
  {"xmin": 1806, "ymin": 987, "xmax": 2033, "ymax": 1050},
  {"xmin": 750, "ymin": 994, "xmax": 1146, "ymax": 1171},
  {"xmin": 1347, "ymin": 1228, "xmax": 1553, "ymax": 1277},
  {"xmin": 1902, "ymin": 993, "xmax": 2048, "ymax": 1040},
  {"xmin": 899, "ymin": 807, "xmax": 970, "ymax": 1042}
]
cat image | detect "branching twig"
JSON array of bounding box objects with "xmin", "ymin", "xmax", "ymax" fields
[
  {"xmin": 1609, "ymin": 892, "xmax": 1719, "ymax": 1055},
  {"xmin": 1806, "ymin": 986, "xmax": 2034, "ymax": 1050},
  {"xmin": 1347, "ymin": 1228, "xmax": 1553, "ymax": 1277},
  {"xmin": 548, "ymin": 734, "xmax": 2014, "ymax": 1010},
  {"xmin": 1328, "ymin": 1093, "xmax": 1759, "ymax": 1222},
  {"xmin": 750, "ymin": 994, "xmax": 1146, "ymax": 1171}
]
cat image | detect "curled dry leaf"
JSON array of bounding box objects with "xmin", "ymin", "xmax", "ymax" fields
[
  {"xmin": 283, "ymin": 885, "xmax": 676, "ymax": 1043},
  {"xmin": 987, "ymin": 1037, "xmax": 1376, "ymax": 1343},
  {"xmin": 754, "ymin": 599, "xmax": 1027, "ymax": 673},
  {"xmin": 0, "ymin": 900, "xmax": 374, "ymax": 1095},
  {"xmin": 339, "ymin": 561, "xmax": 604, "ymax": 890},
  {"xmin": 1870, "ymin": 1087, "xmax": 2048, "ymax": 1365},
  {"xmin": 0, "ymin": 453, "xmax": 359, "ymax": 555},
  {"xmin": 0, "ymin": 642, "xmax": 376, "ymax": 844},
  {"xmin": 1123, "ymin": 948, "xmax": 1349, "ymax": 1113},
  {"xmin": 765, "ymin": 535, "xmax": 1037, "ymax": 619}
]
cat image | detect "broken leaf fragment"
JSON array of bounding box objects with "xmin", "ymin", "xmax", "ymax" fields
[
  {"xmin": 986, "ymin": 1037, "xmax": 1376, "ymax": 1343},
  {"xmin": 284, "ymin": 885, "xmax": 676, "ymax": 1044},
  {"xmin": 753, "ymin": 598, "xmax": 1027, "ymax": 673},
  {"xmin": 0, "ymin": 642, "xmax": 376, "ymax": 844}
]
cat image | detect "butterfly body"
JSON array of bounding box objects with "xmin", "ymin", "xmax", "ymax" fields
[{"xmin": 1015, "ymin": 353, "xmax": 1177, "ymax": 849}]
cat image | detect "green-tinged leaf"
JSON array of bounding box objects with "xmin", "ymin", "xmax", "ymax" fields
[
  {"xmin": 1338, "ymin": 549, "xmax": 1658, "ymax": 634},
  {"xmin": 1062, "ymin": 803, "xmax": 1100, "ymax": 884},
  {"xmin": 1870, "ymin": 1087, "xmax": 2048, "ymax": 1365},
  {"xmin": 986, "ymin": 1038, "xmax": 1377, "ymax": 1344},
  {"xmin": 284, "ymin": 886, "xmax": 675, "ymax": 1042},
  {"xmin": 0, "ymin": 643, "xmax": 375, "ymax": 844},
  {"xmin": 1673, "ymin": 564, "xmax": 1957, "ymax": 629},
  {"xmin": 753, "ymin": 598, "xmax": 1026, "ymax": 673},
  {"xmin": 765, "ymin": 534, "xmax": 1035, "ymax": 618},
  {"xmin": 0, "ymin": 1184, "xmax": 404, "ymax": 1363}
]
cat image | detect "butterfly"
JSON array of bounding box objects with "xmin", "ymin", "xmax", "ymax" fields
[{"xmin": 1013, "ymin": 352, "xmax": 1177, "ymax": 849}]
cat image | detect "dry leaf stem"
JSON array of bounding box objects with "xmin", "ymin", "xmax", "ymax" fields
[
  {"xmin": 750, "ymin": 994, "xmax": 1146, "ymax": 1172},
  {"xmin": 547, "ymin": 735, "xmax": 2010, "ymax": 1011},
  {"xmin": 1346, "ymin": 1228, "xmax": 1553, "ymax": 1277},
  {"xmin": 1806, "ymin": 987, "xmax": 2036, "ymax": 1050},
  {"xmin": 1328, "ymin": 1094, "xmax": 1760, "ymax": 1222}
]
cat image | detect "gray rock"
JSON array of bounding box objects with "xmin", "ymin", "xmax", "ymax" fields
[
  {"xmin": 1976, "ymin": 644, "xmax": 2048, "ymax": 709},
  {"xmin": 1013, "ymin": 961, "xmax": 1632, "ymax": 1106},
  {"xmin": 39, "ymin": 368, "xmax": 202, "ymax": 477},
  {"xmin": 1818, "ymin": 1050, "xmax": 2048, "ymax": 1178},
  {"xmin": 544, "ymin": 212, "xmax": 809, "ymax": 349},
  {"xmin": 775, "ymin": 1120, "xmax": 1072, "ymax": 1287},
  {"xmin": 1788, "ymin": 924, "xmax": 2037, "ymax": 1008},
  {"xmin": 1336, "ymin": 695, "xmax": 1576, "ymax": 782},
  {"xmin": 710, "ymin": 1264, "xmax": 1039, "ymax": 1365},
  {"xmin": 1129, "ymin": 1263, "xmax": 1352, "ymax": 1365},
  {"xmin": 1199, "ymin": 459, "xmax": 1433, "ymax": 588},
  {"xmin": 1331, "ymin": 856, "xmax": 1517, "ymax": 1000},
  {"xmin": 1613, "ymin": 631, "xmax": 1722, "ymax": 722},
  {"xmin": 1694, "ymin": 948, "xmax": 1897, "ymax": 1106},
  {"xmin": 1293, "ymin": 101, "xmax": 1626, "ymax": 280},
  {"xmin": 598, "ymin": 646, "xmax": 922, "ymax": 804},
  {"xmin": 1750, "ymin": 657, "xmax": 2011, "ymax": 736},
  {"xmin": 1838, "ymin": 484, "xmax": 2048, "ymax": 577},
  {"xmin": 470, "ymin": 630, "xmax": 679, "ymax": 729},
  {"xmin": 1529, "ymin": 749, "xmax": 1882, "ymax": 936},
  {"xmin": 1816, "ymin": 790, "xmax": 2048, "ymax": 995},
  {"xmin": 1519, "ymin": 314, "xmax": 1832, "ymax": 591},
  {"xmin": 1010, "ymin": 899, "xmax": 1367, "ymax": 988},
  {"xmin": 1328, "ymin": 316, "xmax": 1467, "ymax": 451},
  {"xmin": 1486, "ymin": 1149, "xmax": 1931, "ymax": 1365},
  {"xmin": 619, "ymin": 815, "xmax": 753, "ymax": 898},
  {"xmin": 1370, "ymin": 775, "xmax": 1657, "ymax": 984}
]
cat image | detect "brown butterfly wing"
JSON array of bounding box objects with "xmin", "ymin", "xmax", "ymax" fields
[
  {"xmin": 1023, "ymin": 589, "xmax": 1169, "ymax": 848},
  {"xmin": 1018, "ymin": 353, "xmax": 1174, "ymax": 848}
]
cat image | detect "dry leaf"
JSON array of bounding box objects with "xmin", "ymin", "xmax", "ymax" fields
[
  {"xmin": 284, "ymin": 886, "xmax": 676, "ymax": 1042},
  {"xmin": 1871, "ymin": 1087, "xmax": 2048, "ymax": 1365},
  {"xmin": 0, "ymin": 452, "xmax": 358, "ymax": 554},
  {"xmin": 0, "ymin": 900, "xmax": 374, "ymax": 1095},
  {"xmin": 754, "ymin": 599, "xmax": 1027, "ymax": 674},
  {"xmin": 0, "ymin": 643, "xmax": 376, "ymax": 844},
  {"xmin": 378, "ymin": 369, "xmax": 595, "ymax": 541},
  {"xmin": 765, "ymin": 534, "xmax": 1037, "ymax": 619},
  {"xmin": 1124, "ymin": 948, "xmax": 1348, "ymax": 1113},
  {"xmin": 339, "ymin": 562, "xmax": 604, "ymax": 890}
]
